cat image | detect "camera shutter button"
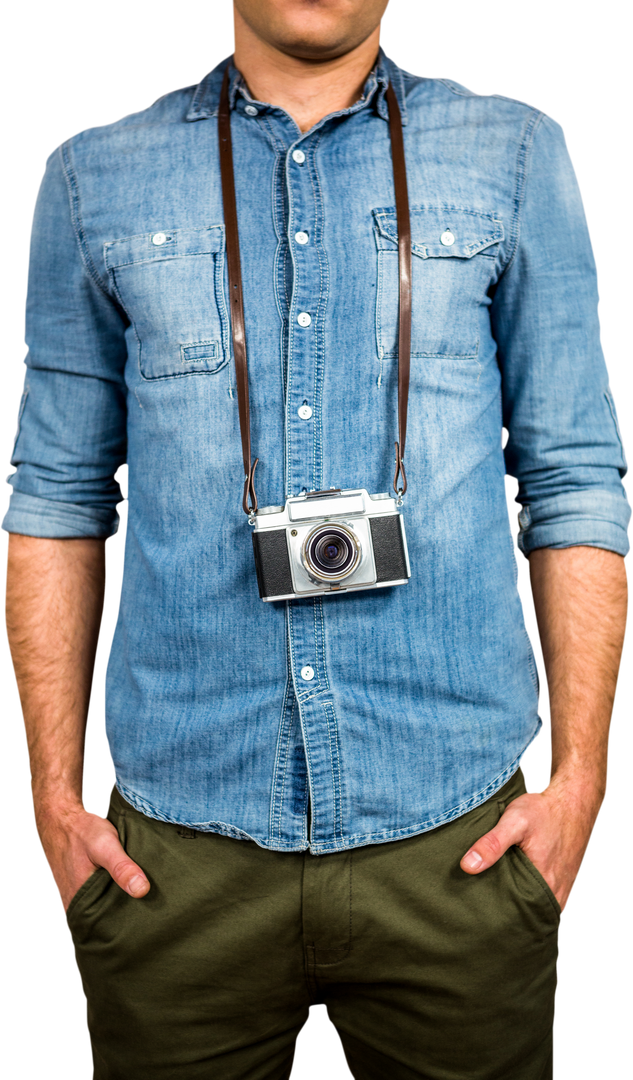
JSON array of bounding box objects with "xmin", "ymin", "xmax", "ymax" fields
[{"xmin": 300, "ymin": 666, "xmax": 315, "ymax": 681}]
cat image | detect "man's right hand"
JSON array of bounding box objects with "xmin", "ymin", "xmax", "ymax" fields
[{"xmin": 36, "ymin": 802, "xmax": 151, "ymax": 911}]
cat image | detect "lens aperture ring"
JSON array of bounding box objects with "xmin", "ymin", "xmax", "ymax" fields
[{"xmin": 302, "ymin": 522, "xmax": 361, "ymax": 582}]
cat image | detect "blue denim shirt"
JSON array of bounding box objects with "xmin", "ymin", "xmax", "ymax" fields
[{"xmin": 4, "ymin": 54, "xmax": 629, "ymax": 853}]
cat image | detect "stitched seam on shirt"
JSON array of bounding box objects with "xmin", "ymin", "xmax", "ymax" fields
[
  {"xmin": 294, "ymin": 600, "xmax": 328, "ymax": 704},
  {"xmin": 273, "ymin": 164, "xmax": 288, "ymax": 400},
  {"xmin": 210, "ymin": 230, "xmax": 230, "ymax": 390},
  {"xmin": 376, "ymin": 247, "xmax": 386, "ymax": 361},
  {"xmin": 213, "ymin": 231, "xmax": 231, "ymax": 386},
  {"xmin": 288, "ymin": 599, "xmax": 324, "ymax": 699},
  {"xmin": 308, "ymin": 127, "xmax": 329, "ymax": 492},
  {"xmin": 520, "ymin": 617, "xmax": 540, "ymax": 699},
  {"xmin": 60, "ymin": 142, "xmax": 111, "ymax": 298},
  {"xmin": 284, "ymin": 146, "xmax": 298, "ymax": 499},
  {"xmin": 268, "ymin": 147, "xmax": 291, "ymax": 399},
  {"xmin": 315, "ymin": 596, "xmax": 330, "ymax": 694},
  {"xmin": 270, "ymin": 152, "xmax": 289, "ymax": 322},
  {"xmin": 261, "ymin": 119, "xmax": 291, "ymax": 339},
  {"xmin": 6, "ymin": 369, "xmax": 28, "ymax": 466},
  {"xmin": 107, "ymin": 271, "xmax": 144, "ymax": 381},
  {"xmin": 288, "ymin": 602, "xmax": 318, "ymax": 837},
  {"xmin": 269, "ymin": 677, "xmax": 295, "ymax": 844},
  {"xmin": 600, "ymin": 384, "xmax": 630, "ymax": 477},
  {"xmin": 322, "ymin": 701, "xmax": 344, "ymax": 844},
  {"xmin": 498, "ymin": 109, "xmax": 544, "ymax": 277}
]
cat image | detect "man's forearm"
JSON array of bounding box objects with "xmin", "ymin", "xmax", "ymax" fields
[
  {"xmin": 461, "ymin": 544, "xmax": 627, "ymax": 908},
  {"xmin": 6, "ymin": 534, "xmax": 105, "ymax": 813},
  {"xmin": 529, "ymin": 545, "xmax": 627, "ymax": 802}
]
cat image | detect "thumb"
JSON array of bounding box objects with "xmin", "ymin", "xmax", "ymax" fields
[
  {"xmin": 106, "ymin": 850, "xmax": 150, "ymax": 898},
  {"xmin": 460, "ymin": 809, "xmax": 525, "ymax": 875}
]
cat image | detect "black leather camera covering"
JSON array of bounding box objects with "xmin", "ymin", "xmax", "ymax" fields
[
  {"xmin": 370, "ymin": 514, "xmax": 409, "ymax": 582},
  {"xmin": 252, "ymin": 530, "xmax": 294, "ymax": 599}
]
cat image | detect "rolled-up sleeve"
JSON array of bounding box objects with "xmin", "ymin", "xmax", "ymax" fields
[
  {"xmin": 2, "ymin": 144, "xmax": 127, "ymax": 539},
  {"xmin": 491, "ymin": 114, "xmax": 630, "ymax": 557}
]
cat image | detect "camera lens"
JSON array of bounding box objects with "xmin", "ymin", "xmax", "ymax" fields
[{"xmin": 303, "ymin": 524, "xmax": 360, "ymax": 581}]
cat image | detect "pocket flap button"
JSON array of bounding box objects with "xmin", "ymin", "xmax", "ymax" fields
[{"xmin": 440, "ymin": 229, "xmax": 455, "ymax": 246}]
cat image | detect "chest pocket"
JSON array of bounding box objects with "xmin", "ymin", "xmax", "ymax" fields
[
  {"xmin": 105, "ymin": 226, "xmax": 229, "ymax": 380},
  {"xmin": 373, "ymin": 207, "xmax": 503, "ymax": 360}
]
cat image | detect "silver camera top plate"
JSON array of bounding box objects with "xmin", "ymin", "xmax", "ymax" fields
[{"xmin": 254, "ymin": 489, "xmax": 397, "ymax": 530}]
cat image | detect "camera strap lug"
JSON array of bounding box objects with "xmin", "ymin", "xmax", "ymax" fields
[{"xmin": 394, "ymin": 441, "xmax": 407, "ymax": 505}]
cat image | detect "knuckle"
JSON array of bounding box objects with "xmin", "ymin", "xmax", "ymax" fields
[
  {"xmin": 482, "ymin": 831, "xmax": 503, "ymax": 858},
  {"xmin": 110, "ymin": 857, "xmax": 134, "ymax": 882}
]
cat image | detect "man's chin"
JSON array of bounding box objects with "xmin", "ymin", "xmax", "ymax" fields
[{"xmin": 276, "ymin": 40, "xmax": 361, "ymax": 62}]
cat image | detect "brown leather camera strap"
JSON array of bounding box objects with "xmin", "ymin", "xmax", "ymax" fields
[
  {"xmin": 385, "ymin": 80, "xmax": 411, "ymax": 497},
  {"xmin": 218, "ymin": 64, "xmax": 412, "ymax": 512}
]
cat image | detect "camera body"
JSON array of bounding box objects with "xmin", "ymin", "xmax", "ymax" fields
[{"xmin": 251, "ymin": 488, "xmax": 410, "ymax": 602}]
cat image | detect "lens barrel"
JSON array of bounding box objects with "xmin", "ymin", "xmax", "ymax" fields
[{"xmin": 303, "ymin": 523, "xmax": 360, "ymax": 581}]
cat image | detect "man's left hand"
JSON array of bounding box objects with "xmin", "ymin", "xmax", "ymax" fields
[{"xmin": 460, "ymin": 780, "xmax": 602, "ymax": 910}]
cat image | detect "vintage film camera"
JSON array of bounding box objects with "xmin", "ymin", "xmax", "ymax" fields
[{"xmin": 252, "ymin": 488, "xmax": 410, "ymax": 602}]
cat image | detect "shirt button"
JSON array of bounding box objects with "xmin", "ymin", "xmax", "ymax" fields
[
  {"xmin": 440, "ymin": 230, "xmax": 455, "ymax": 246},
  {"xmin": 152, "ymin": 232, "xmax": 167, "ymax": 246},
  {"xmin": 298, "ymin": 404, "xmax": 313, "ymax": 420},
  {"xmin": 297, "ymin": 312, "xmax": 312, "ymax": 327},
  {"xmin": 300, "ymin": 665, "xmax": 315, "ymax": 681},
  {"xmin": 295, "ymin": 231, "xmax": 309, "ymax": 245},
  {"xmin": 244, "ymin": 105, "xmax": 258, "ymax": 116},
  {"xmin": 292, "ymin": 149, "xmax": 306, "ymax": 164}
]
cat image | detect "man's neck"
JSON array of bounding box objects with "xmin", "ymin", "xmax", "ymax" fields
[{"xmin": 233, "ymin": 12, "xmax": 381, "ymax": 132}]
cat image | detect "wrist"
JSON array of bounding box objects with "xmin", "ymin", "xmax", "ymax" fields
[
  {"xmin": 546, "ymin": 766, "xmax": 606, "ymax": 816},
  {"xmin": 32, "ymin": 781, "xmax": 84, "ymax": 825}
]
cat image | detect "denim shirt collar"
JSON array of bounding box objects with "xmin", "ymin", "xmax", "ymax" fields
[{"xmin": 185, "ymin": 49, "xmax": 408, "ymax": 125}]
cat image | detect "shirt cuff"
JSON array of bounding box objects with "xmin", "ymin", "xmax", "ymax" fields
[
  {"xmin": 2, "ymin": 490, "xmax": 120, "ymax": 539},
  {"xmin": 517, "ymin": 489, "xmax": 630, "ymax": 557}
]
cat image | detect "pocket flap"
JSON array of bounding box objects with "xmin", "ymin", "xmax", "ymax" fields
[
  {"xmin": 373, "ymin": 207, "xmax": 503, "ymax": 259},
  {"xmin": 105, "ymin": 224, "xmax": 225, "ymax": 270}
]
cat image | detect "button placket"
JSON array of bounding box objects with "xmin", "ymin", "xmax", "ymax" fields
[
  {"xmin": 280, "ymin": 132, "xmax": 338, "ymax": 851},
  {"xmin": 284, "ymin": 140, "xmax": 324, "ymax": 499},
  {"xmin": 287, "ymin": 598, "xmax": 328, "ymax": 702}
]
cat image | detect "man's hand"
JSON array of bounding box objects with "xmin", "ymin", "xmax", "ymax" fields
[
  {"xmin": 37, "ymin": 801, "xmax": 150, "ymax": 911},
  {"xmin": 460, "ymin": 779, "xmax": 601, "ymax": 910}
]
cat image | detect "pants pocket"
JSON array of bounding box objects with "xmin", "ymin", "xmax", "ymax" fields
[
  {"xmin": 511, "ymin": 846, "xmax": 561, "ymax": 921},
  {"xmin": 497, "ymin": 779, "xmax": 561, "ymax": 925},
  {"xmin": 66, "ymin": 866, "xmax": 111, "ymax": 926}
]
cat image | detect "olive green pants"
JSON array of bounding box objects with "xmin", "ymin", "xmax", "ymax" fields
[{"xmin": 67, "ymin": 769, "xmax": 559, "ymax": 1080}]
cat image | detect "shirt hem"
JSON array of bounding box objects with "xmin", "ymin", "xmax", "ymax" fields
[{"xmin": 115, "ymin": 722, "xmax": 540, "ymax": 854}]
